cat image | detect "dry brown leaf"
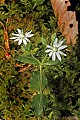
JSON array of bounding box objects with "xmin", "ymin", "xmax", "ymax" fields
[
  {"xmin": 18, "ymin": 64, "xmax": 32, "ymax": 72},
  {"xmin": 0, "ymin": 0, "xmax": 5, "ymax": 4},
  {"xmin": 16, "ymin": 63, "xmax": 32, "ymax": 72},
  {"xmin": 50, "ymin": 0, "xmax": 78, "ymax": 46}
]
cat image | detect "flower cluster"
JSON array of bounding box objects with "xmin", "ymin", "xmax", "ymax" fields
[{"xmin": 10, "ymin": 29, "xmax": 67, "ymax": 61}]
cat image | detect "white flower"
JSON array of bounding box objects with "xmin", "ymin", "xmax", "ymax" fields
[
  {"xmin": 10, "ymin": 29, "xmax": 34, "ymax": 45},
  {"xmin": 45, "ymin": 38, "xmax": 67, "ymax": 61}
]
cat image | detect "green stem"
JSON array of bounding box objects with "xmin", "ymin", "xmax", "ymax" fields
[
  {"xmin": 31, "ymin": 55, "xmax": 41, "ymax": 64},
  {"xmin": 42, "ymin": 54, "xmax": 47, "ymax": 64},
  {"xmin": 40, "ymin": 65, "xmax": 42, "ymax": 95}
]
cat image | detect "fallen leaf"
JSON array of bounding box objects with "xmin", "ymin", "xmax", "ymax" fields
[
  {"xmin": 50, "ymin": 0, "xmax": 78, "ymax": 46},
  {"xmin": 0, "ymin": 0, "xmax": 5, "ymax": 4},
  {"xmin": 16, "ymin": 63, "xmax": 32, "ymax": 72}
]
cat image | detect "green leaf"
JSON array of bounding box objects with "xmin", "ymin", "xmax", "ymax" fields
[
  {"xmin": 21, "ymin": 43, "xmax": 32, "ymax": 52},
  {"xmin": 31, "ymin": 48, "xmax": 39, "ymax": 54},
  {"xmin": 44, "ymin": 59, "xmax": 65, "ymax": 66},
  {"xmin": 27, "ymin": 42, "xmax": 32, "ymax": 51},
  {"xmin": 31, "ymin": 0, "xmax": 45, "ymax": 5},
  {"xmin": 41, "ymin": 37, "xmax": 47, "ymax": 45},
  {"xmin": 15, "ymin": 55, "xmax": 39, "ymax": 65},
  {"xmin": 30, "ymin": 72, "xmax": 47, "ymax": 92},
  {"xmin": 32, "ymin": 94, "xmax": 47, "ymax": 116},
  {"xmin": 51, "ymin": 33, "xmax": 56, "ymax": 41},
  {"xmin": 51, "ymin": 33, "xmax": 56, "ymax": 45}
]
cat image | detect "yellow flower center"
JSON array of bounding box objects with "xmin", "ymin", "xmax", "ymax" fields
[
  {"xmin": 21, "ymin": 34, "xmax": 24, "ymax": 39},
  {"xmin": 52, "ymin": 47, "xmax": 57, "ymax": 52}
]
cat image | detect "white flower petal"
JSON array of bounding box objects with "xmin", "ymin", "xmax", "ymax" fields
[
  {"xmin": 58, "ymin": 45, "xmax": 67, "ymax": 51},
  {"xmin": 25, "ymin": 30, "xmax": 32, "ymax": 36},
  {"xmin": 12, "ymin": 33, "xmax": 20, "ymax": 37},
  {"xmin": 25, "ymin": 30, "xmax": 34, "ymax": 37},
  {"xmin": 23, "ymin": 39, "xmax": 27, "ymax": 45},
  {"xmin": 18, "ymin": 39, "xmax": 22, "ymax": 45},
  {"xmin": 56, "ymin": 52, "xmax": 61, "ymax": 61},
  {"xmin": 46, "ymin": 45, "xmax": 52, "ymax": 49},
  {"xmin": 17, "ymin": 29, "xmax": 22, "ymax": 35},
  {"xmin": 45, "ymin": 49, "xmax": 52, "ymax": 53},
  {"xmin": 53, "ymin": 38, "xmax": 58, "ymax": 47},
  {"xmin": 27, "ymin": 34, "xmax": 34, "ymax": 38},
  {"xmin": 58, "ymin": 51, "xmax": 67, "ymax": 56},
  {"xmin": 54, "ymin": 38, "xmax": 58, "ymax": 44},
  {"xmin": 57, "ymin": 40, "xmax": 64, "ymax": 47},
  {"xmin": 52, "ymin": 52, "xmax": 56, "ymax": 61},
  {"xmin": 10, "ymin": 37, "xmax": 19, "ymax": 39},
  {"xmin": 49, "ymin": 51, "xmax": 53, "ymax": 57},
  {"xmin": 24, "ymin": 38, "xmax": 30, "ymax": 42},
  {"xmin": 14, "ymin": 39, "xmax": 19, "ymax": 42}
]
